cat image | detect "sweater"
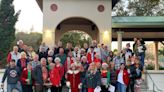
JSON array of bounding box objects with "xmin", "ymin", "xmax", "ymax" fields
[
  {"xmin": 20, "ymin": 68, "xmax": 33, "ymax": 85},
  {"xmin": 2, "ymin": 66, "xmax": 21, "ymax": 84},
  {"xmin": 101, "ymin": 70, "xmax": 110, "ymax": 85},
  {"xmin": 85, "ymin": 71, "xmax": 101, "ymax": 88},
  {"xmin": 49, "ymin": 67, "xmax": 61, "ymax": 86}
]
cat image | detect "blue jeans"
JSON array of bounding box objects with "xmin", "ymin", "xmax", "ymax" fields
[
  {"xmin": 7, "ymin": 82, "xmax": 22, "ymax": 92},
  {"xmin": 139, "ymin": 52, "xmax": 145, "ymax": 67},
  {"xmin": 81, "ymin": 78, "xmax": 87, "ymax": 92},
  {"xmin": 117, "ymin": 82, "xmax": 127, "ymax": 92}
]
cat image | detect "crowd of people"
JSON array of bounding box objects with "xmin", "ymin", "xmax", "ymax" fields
[{"xmin": 1, "ymin": 38, "xmax": 146, "ymax": 92}]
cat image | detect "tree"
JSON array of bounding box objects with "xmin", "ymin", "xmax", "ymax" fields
[
  {"xmin": 15, "ymin": 32, "xmax": 42, "ymax": 52},
  {"xmin": 112, "ymin": 0, "xmax": 164, "ymax": 16},
  {"xmin": 128, "ymin": 0, "xmax": 162, "ymax": 16},
  {"xmin": 60, "ymin": 31, "xmax": 92, "ymax": 47},
  {"xmin": 0, "ymin": 0, "xmax": 20, "ymax": 66},
  {"xmin": 112, "ymin": 0, "xmax": 129, "ymax": 16}
]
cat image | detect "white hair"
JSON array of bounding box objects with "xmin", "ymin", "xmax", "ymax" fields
[{"xmin": 54, "ymin": 57, "xmax": 61, "ymax": 62}]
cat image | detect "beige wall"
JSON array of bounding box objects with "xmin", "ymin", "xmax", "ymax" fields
[{"xmin": 43, "ymin": 0, "xmax": 112, "ymax": 49}]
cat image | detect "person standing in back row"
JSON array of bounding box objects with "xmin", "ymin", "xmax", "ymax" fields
[{"xmin": 137, "ymin": 40, "xmax": 146, "ymax": 68}]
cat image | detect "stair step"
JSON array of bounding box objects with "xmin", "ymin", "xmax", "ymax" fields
[{"xmin": 140, "ymin": 89, "xmax": 154, "ymax": 92}]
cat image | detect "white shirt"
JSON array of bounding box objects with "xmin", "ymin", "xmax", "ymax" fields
[
  {"xmin": 94, "ymin": 47, "xmax": 101, "ymax": 59},
  {"xmin": 125, "ymin": 51, "xmax": 132, "ymax": 61},
  {"xmin": 91, "ymin": 52, "xmax": 94, "ymax": 62},
  {"xmin": 10, "ymin": 51, "xmax": 21, "ymax": 64},
  {"xmin": 72, "ymin": 51, "xmax": 80, "ymax": 58},
  {"xmin": 138, "ymin": 45, "xmax": 144, "ymax": 53},
  {"xmin": 117, "ymin": 70, "xmax": 124, "ymax": 84}
]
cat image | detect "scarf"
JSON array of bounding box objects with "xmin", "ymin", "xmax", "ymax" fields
[{"xmin": 21, "ymin": 58, "xmax": 26, "ymax": 68}]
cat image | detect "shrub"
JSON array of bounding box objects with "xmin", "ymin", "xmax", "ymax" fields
[
  {"xmin": 146, "ymin": 62, "xmax": 155, "ymax": 70},
  {"xmin": 159, "ymin": 65, "xmax": 164, "ymax": 70}
]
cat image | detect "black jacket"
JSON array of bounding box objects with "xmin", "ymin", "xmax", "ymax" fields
[
  {"xmin": 85, "ymin": 71, "xmax": 101, "ymax": 88},
  {"xmin": 128, "ymin": 64, "xmax": 137, "ymax": 80},
  {"xmin": 32, "ymin": 65, "xmax": 49, "ymax": 85}
]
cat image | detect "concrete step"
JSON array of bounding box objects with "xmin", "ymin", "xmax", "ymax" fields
[{"xmin": 140, "ymin": 89, "xmax": 154, "ymax": 92}]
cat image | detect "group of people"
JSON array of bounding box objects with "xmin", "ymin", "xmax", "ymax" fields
[{"xmin": 1, "ymin": 38, "xmax": 146, "ymax": 92}]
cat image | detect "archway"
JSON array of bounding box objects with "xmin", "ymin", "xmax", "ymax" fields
[
  {"xmin": 55, "ymin": 17, "xmax": 99, "ymax": 44},
  {"xmin": 60, "ymin": 30, "xmax": 92, "ymax": 47}
]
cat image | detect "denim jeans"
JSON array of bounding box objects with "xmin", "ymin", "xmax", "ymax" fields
[
  {"xmin": 117, "ymin": 82, "xmax": 127, "ymax": 92},
  {"xmin": 7, "ymin": 82, "xmax": 22, "ymax": 92},
  {"xmin": 139, "ymin": 52, "xmax": 145, "ymax": 67}
]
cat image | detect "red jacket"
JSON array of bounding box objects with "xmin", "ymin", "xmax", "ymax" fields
[
  {"xmin": 116, "ymin": 69, "xmax": 130, "ymax": 86},
  {"xmin": 49, "ymin": 67, "xmax": 61, "ymax": 86},
  {"xmin": 7, "ymin": 52, "xmax": 12, "ymax": 63},
  {"xmin": 55, "ymin": 64, "xmax": 64, "ymax": 79},
  {"xmin": 94, "ymin": 57, "xmax": 101, "ymax": 63},
  {"xmin": 87, "ymin": 52, "xmax": 96, "ymax": 64},
  {"xmin": 20, "ymin": 68, "xmax": 33, "ymax": 85}
]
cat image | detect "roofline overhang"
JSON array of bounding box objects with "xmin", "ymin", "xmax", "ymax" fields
[
  {"xmin": 36, "ymin": 0, "xmax": 119, "ymax": 11},
  {"xmin": 36, "ymin": 0, "xmax": 43, "ymax": 11}
]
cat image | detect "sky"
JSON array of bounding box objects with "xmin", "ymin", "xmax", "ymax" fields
[{"xmin": 13, "ymin": 0, "xmax": 43, "ymax": 33}]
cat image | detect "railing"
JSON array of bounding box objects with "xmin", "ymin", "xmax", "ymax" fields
[{"xmin": 145, "ymin": 70, "xmax": 163, "ymax": 92}]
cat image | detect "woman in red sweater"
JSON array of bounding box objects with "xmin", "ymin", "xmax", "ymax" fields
[
  {"xmin": 49, "ymin": 63, "xmax": 61, "ymax": 92},
  {"xmin": 116, "ymin": 63, "xmax": 129, "ymax": 92},
  {"xmin": 54, "ymin": 57, "xmax": 64, "ymax": 92}
]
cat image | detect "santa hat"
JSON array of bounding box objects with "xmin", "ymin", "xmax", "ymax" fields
[{"xmin": 102, "ymin": 62, "xmax": 108, "ymax": 67}]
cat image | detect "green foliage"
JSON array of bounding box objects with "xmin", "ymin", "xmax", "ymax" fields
[
  {"xmin": 0, "ymin": 0, "xmax": 20, "ymax": 66},
  {"xmin": 159, "ymin": 65, "xmax": 164, "ymax": 70},
  {"xmin": 158, "ymin": 47, "xmax": 164, "ymax": 56},
  {"xmin": 112, "ymin": 0, "xmax": 129, "ymax": 16},
  {"xmin": 146, "ymin": 62, "xmax": 155, "ymax": 70},
  {"xmin": 60, "ymin": 31, "xmax": 92, "ymax": 48},
  {"xmin": 15, "ymin": 32, "xmax": 42, "ymax": 51},
  {"xmin": 112, "ymin": 0, "xmax": 164, "ymax": 16},
  {"xmin": 158, "ymin": 55, "xmax": 164, "ymax": 63}
]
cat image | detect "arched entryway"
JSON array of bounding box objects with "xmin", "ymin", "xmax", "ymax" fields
[{"xmin": 55, "ymin": 17, "xmax": 99, "ymax": 44}]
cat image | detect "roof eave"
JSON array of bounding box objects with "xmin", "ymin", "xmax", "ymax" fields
[{"xmin": 36, "ymin": 0, "xmax": 120, "ymax": 12}]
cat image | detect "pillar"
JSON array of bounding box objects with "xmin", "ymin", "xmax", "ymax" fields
[
  {"xmin": 42, "ymin": 29, "xmax": 55, "ymax": 49},
  {"xmin": 154, "ymin": 41, "xmax": 159, "ymax": 70},
  {"xmin": 100, "ymin": 29, "xmax": 112, "ymax": 51},
  {"xmin": 117, "ymin": 31, "xmax": 124, "ymax": 52}
]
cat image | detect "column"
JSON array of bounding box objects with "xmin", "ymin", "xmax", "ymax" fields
[
  {"xmin": 43, "ymin": 29, "xmax": 55, "ymax": 49},
  {"xmin": 117, "ymin": 31, "xmax": 124, "ymax": 53},
  {"xmin": 154, "ymin": 41, "xmax": 159, "ymax": 70},
  {"xmin": 100, "ymin": 30, "xmax": 112, "ymax": 51}
]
